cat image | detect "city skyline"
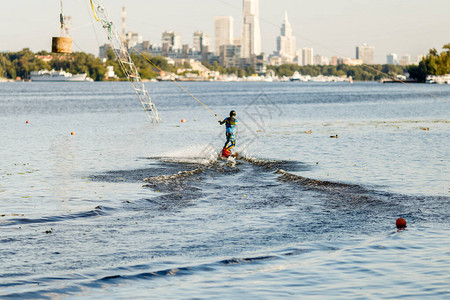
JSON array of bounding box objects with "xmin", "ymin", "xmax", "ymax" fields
[{"xmin": 1, "ymin": 0, "xmax": 449, "ymax": 64}]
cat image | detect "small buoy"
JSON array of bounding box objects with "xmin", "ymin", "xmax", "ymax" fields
[
  {"xmin": 305, "ymin": 130, "xmax": 312, "ymax": 134},
  {"xmin": 26, "ymin": 120, "xmax": 29, "ymax": 124},
  {"xmin": 181, "ymin": 119, "xmax": 186, "ymax": 123},
  {"xmin": 396, "ymin": 218, "xmax": 407, "ymax": 228},
  {"xmin": 71, "ymin": 131, "xmax": 75, "ymax": 135}
]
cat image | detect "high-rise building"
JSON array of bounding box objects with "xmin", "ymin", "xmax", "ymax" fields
[
  {"xmin": 398, "ymin": 54, "xmax": 411, "ymax": 66},
  {"xmin": 193, "ymin": 31, "xmax": 210, "ymax": 53},
  {"xmin": 295, "ymin": 49, "xmax": 303, "ymax": 66},
  {"xmin": 302, "ymin": 48, "xmax": 314, "ymax": 66},
  {"xmin": 214, "ymin": 16, "xmax": 234, "ymax": 55},
  {"xmin": 241, "ymin": 0, "xmax": 261, "ymax": 58},
  {"xmin": 162, "ymin": 31, "xmax": 182, "ymax": 51},
  {"xmin": 356, "ymin": 44, "xmax": 374, "ymax": 64},
  {"xmin": 277, "ymin": 11, "xmax": 296, "ymax": 62},
  {"xmin": 314, "ymin": 55, "xmax": 329, "ymax": 66},
  {"xmin": 387, "ymin": 53, "xmax": 398, "ymax": 65},
  {"xmin": 125, "ymin": 32, "xmax": 143, "ymax": 48}
]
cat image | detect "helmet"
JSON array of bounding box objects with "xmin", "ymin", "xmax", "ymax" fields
[{"xmin": 230, "ymin": 110, "xmax": 236, "ymax": 117}]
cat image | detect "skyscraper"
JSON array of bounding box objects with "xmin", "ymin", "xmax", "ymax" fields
[
  {"xmin": 214, "ymin": 16, "xmax": 234, "ymax": 55},
  {"xmin": 277, "ymin": 11, "xmax": 296, "ymax": 62},
  {"xmin": 241, "ymin": 0, "xmax": 261, "ymax": 58},
  {"xmin": 398, "ymin": 54, "xmax": 411, "ymax": 66},
  {"xmin": 387, "ymin": 53, "xmax": 398, "ymax": 65},
  {"xmin": 162, "ymin": 31, "xmax": 182, "ymax": 51},
  {"xmin": 193, "ymin": 31, "xmax": 210, "ymax": 53},
  {"xmin": 356, "ymin": 44, "xmax": 374, "ymax": 64},
  {"xmin": 302, "ymin": 48, "xmax": 314, "ymax": 66}
]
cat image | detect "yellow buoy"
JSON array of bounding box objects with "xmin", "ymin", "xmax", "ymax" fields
[{"xmin": 52, "ymin": 37, "xmax": 72, "ymax": 54}]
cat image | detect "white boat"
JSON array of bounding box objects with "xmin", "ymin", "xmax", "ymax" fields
[
  {"xmin": 30, "ymin": 69, "xmax": 87, "ymax": 82},
  {"xmin": 290, "ymin": 71, "xmax": 302, "ymax": 81},
  {"xmin": 426, "ymin": 74, "xmax": 450, "ymax": 84}
]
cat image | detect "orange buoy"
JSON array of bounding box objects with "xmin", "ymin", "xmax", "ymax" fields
[
  {"xmin": 71, "ymin": 132, "xmax": 75, "ymax": 135},
  {"xmin": 181, "ymin": 119, "xmax": 186, "ymax": 123},
  {"xmin": 26, "ymin": 120, "xmax": 29, "ymax": 124},
  {"xmin": 396, "ymin": 218, "xmax": 407, "ymax": 228}
]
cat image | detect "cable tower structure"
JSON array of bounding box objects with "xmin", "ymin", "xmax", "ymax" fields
[{"xmin": 89, "ymin": 0, "xmax": 161, "ymax": 123}]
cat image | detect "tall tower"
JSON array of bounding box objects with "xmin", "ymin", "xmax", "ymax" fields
[
  {"xmin": 121, "ymin": 7, "xmax": 126, "ymax": 40},
  {"xmin": 193, "ymin": 31, "xmax": 211, "ymax": 53},
  {"xmin": 277, "ymin": 11, "xmax": 296, "ymax": 62},
  {"xmin": 356, "ymin": 43, "xmax": 374, "ymax": 64},
  {"xmin": 214, "ymin": 16, "xmax": 234, "ymax": 55},
  {"xmin": 241, "ymin": 0, "xmax": 261, "ymax": 58}
]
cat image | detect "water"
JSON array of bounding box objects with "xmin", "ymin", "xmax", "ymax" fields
[{"xmin": 0, "ymin": 81, "xmax": 449, "ymax": 299}]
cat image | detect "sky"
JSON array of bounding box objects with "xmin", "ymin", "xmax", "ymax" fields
[{"xmin": 0, "ymin": 0, "xmax": 449, "ymax": 64}]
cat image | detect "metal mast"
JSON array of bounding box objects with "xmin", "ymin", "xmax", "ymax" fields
[{"xmin": 90, "ymin": 0, "xmax": 160, "ymax": 123}]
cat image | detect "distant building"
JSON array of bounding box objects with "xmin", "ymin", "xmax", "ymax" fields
[
  {"xmin": 219, "ymin": 44, "xmax": 242, "ymax": 67},
  {"xmin": 314, "ymin": 55, "xmax": 329, "ymax": 66},
  {"xmin": 398, "ymin": 54, "xmax": 411, "ymax": 66},
  {"xmin": 416, "ymin": 55, "xmax": 424, "ymax": 64},
  {"xmin": 125, "ymin": 31, "xmax": 143, "ymax": 48},
  {"xmin": 276, "ymin": 11, "xmax": 296, "ymax": 63},
  {"xmin": 162, "ymin": 31, "xmax": 182, "ymax": 52},
  {"xmin": 269, "ymin": 55, "xmax": 283, "ymax": 66},
  {"xmin": 346, "ymin": 58, "xmax": 363, "ymax": 66},
  {"xmin": 131, "ymin": 41, "xmax": 152, "ymax": 54},
  {"xmin": 214, "ymin": 16, "xmax": 234, "ymax": 55},
  {"xmin": 193, "ymin": 31, "xmax": 210, "ymax": 53},
  {"xmin": 330, "ymin": 56, "xmax": 339, "ymax": 66},
  {"xmin": 105, "ymin": 66, "xmax": 117, "ymax": 79},
  {"xmin": 294, "ymin": 49, "xmax": 303, "ymax": 65},
  {"xmin": 241, "ymin": 0, "xmax": 261, "ymax": 58},
  {"xmin": 356, "ymin": 43, "xmax": 374, "ymax": 64},
  {"xmin": 387, "ymin": 53, "xmax": 398, "ymax": 65},
  {"xmin": 302, "ymin": 48, "xmax": 314, "ymax": 66},
  {"xmin": 35, "ymin": 55, "xmax": 53, "ymax": 62},
  {"xmin": 256, "ymin": 53, "xmax": 267, "ymax": 74},
  {"xmin": 99, "ymin": 43, "xmax": 113, "ymax": 59}
]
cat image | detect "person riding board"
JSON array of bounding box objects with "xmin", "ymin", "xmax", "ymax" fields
[{"xmin": 219, "ymin": 110, "xmax": 238, "ymax": 158}]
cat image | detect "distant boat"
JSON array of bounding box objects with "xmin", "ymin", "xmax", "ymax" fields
[
  {"xmin": 426, "ymin": 74, "xmax": 450, "ymax": 84},
  {"xmin": 30, "ymin": 69, "xmax": 88, "ymax": 82},
  {"xmin": 290, "ymin": 71, "xmax": 301, "ymax": 81}
]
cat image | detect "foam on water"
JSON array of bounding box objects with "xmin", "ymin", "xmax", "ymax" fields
[{"xmin": 154, "ymin": 144, "xmax": 219, "ymax": 165}]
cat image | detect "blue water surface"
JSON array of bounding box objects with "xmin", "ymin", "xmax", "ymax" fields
[{"xmin": 0, "ymin": 81, "xmax": 449, "ymax": 299}]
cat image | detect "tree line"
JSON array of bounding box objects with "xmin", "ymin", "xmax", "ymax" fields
[
  {"xmin": 408, "ymin": 44, "xmax": 450, "ymax": 82},
  {"xmin": 0, "ymin": 48, "xmax": 176, "ymax": 81}
]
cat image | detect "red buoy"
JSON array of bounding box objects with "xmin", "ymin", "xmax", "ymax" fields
[
  {"xmin": 396, "ymin": 218, "xmax": 407, "ymax": 228},
  {"xmin": 26, "ymin": 120, "xmax": 29, "ymax": 124}
]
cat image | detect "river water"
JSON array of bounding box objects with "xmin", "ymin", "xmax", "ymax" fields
[{"xmin": 0, "ymin": 81, "xmax": 449, "ymax": 299}]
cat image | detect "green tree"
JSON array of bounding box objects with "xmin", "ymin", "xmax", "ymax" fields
[{"xmin": 408, "ymin": 44, "xmax": 450, "ymax": 82}]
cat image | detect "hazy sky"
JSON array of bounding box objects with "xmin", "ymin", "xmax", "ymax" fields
[{"xmin": 1, "ymin": 0, "xmax": 449, "ymax": 63}]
